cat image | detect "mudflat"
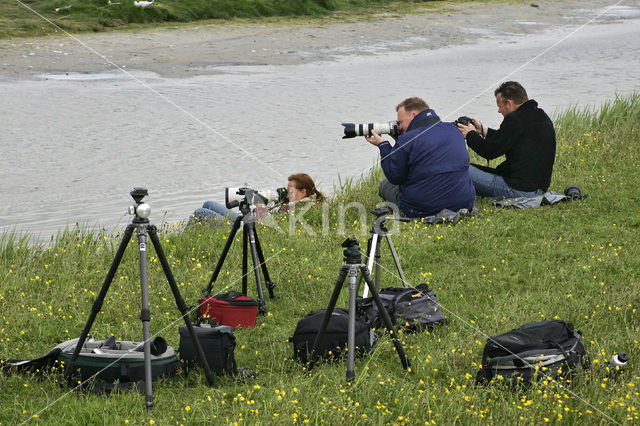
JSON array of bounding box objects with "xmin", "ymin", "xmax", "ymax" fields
[{"xmin": 0, "ymin": 0, "xmax": 614, "ymax": 79}]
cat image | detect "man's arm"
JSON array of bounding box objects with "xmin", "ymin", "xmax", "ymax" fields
[
  {"xmin": 365, "ymin": 130, "xmax": 409, "ymax": 184},
  {"xmin": 465, "ymin": 115, "xmax": 520, "ymax": 160}
]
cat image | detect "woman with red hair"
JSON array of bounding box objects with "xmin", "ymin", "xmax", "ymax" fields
[
  {"xmin": 186, "ymin": 173, "xmax": 323, "ymax": 227},
  {"xmin": 286, "ymin": 173, "xmax": 324, "ymax": 204}
]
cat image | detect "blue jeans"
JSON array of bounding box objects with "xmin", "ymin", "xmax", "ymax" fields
[
  {"xmin": 469, "ymin": 165, "xmax": 544, "ymax": 198},
  {"xmin": 186, "ymin": 201, "xmax": 239, "ymax": 227}
]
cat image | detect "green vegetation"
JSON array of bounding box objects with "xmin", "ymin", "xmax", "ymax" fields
[
  {"xmin": 2, "ymin": 0, "xmax": 447, "ymax": 38},
  {"xmin": 1, "ymin": 92, "xmax": 640, "ymax": 423}
]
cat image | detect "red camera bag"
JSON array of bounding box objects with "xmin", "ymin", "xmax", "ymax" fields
[{"xmin": 199, "ymin": 291, "xmax": 258, "ymax": 328}]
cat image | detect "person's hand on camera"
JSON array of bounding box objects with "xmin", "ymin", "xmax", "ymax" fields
[
  {"xmin": 457, "ymin": 117, "xmax": 483, "ymax": 138},
  {"xmin": 457, "ymin": 122, "xmax": 474, "ymax": 138},
  {"xmin": 470, "ymin": 117, "xmax": 483, "ymax": 134},
  {"xmin": 365, "ymin": 130, "xmax": 384, "ymax": 146}
]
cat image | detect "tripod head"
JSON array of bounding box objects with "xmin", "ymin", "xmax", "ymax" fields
[
  {"xmin": 342, "ymin": 238, "xmax": 362, "ymax": 264},
  {"xmin": 127, "ymin": 187, "xmax": 151, "ymax": 224},
  {"xmin": 371, "ymin": 207, "xmax": 410, "ymax": 234}
]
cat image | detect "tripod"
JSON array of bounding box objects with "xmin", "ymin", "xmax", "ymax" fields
[
  {"xmin": 361, "ymin": 207, "xmax": 410, "ymax": 298},
  {"xmin": 69, "ymin": 188, "xmax": 216, "ymax": 411},
  {"xmin": 307, "ymin": 238, "xmax": 410, "ymax": 383},
  {"xmin": 203, "ymin": 196, "xmax": 276, "ymax": 315}
]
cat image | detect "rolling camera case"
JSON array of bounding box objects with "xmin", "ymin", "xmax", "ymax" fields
[
  {"xmin": 199, "ymin": 291, "xmax": 259, "ymax": 328},
  {"xmin": 178, "ymin": 323, "xmax": 237, "ymax": 376},
  {"xmin": 289, "ymin": 308, "xmax": 377, "ymax": 364}
]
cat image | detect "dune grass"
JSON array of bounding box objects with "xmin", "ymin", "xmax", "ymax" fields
[
  {"xmin": 1, "ymin": 92, "xmax": 640, "ymax": 423},
  {"xmin": 2, "ymin": 0, "xmax": 456, "ymax": 38}
]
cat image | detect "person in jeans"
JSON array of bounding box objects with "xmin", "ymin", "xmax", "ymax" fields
[
  {"xmin": 457, "ymin": 81, "xmax": 556, "ymax": 198},
  {"xmin": 365, "ymin": 97, "xmax": 475, "ymax": 218},
  {"xmin": 186, "ymin": 173, "xmax": 323, "ymax": 227}
]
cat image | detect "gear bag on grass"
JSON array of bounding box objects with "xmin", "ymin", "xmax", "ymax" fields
[
  {"xmin": 2, "ymin": 336, "xmax": 180, "ymax": 393},
  {"xmin": 356, "ymin": 283, "xmax": 446, "ymax": 332},
  {"xmin": 178, "ymin": 322, "xmax": 237, "ymax": 376},
  {"xmin": 289, "ymin": 308, "xmax": 377, "ymax": 364},
  {"xmin": 199, "ymin": 291, "xmax": 259, "ymax": 328},
  {"xmin": 476, "ymin": 320, "xmax": 589, "ymax": 385}
]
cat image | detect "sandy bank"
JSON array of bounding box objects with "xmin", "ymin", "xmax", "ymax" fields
[{"xmin": 0, "ymin": 0, "xmax": 626, "ymax": 78}]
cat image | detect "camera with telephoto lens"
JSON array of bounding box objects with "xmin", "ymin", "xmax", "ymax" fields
[
  {"xmin": 225, "ymin": 187, "xmax": 288, "ymax": 209},
  {"xmin": 342, "ymin": 121, "xmax": 399, "ymax": 139},
  {"xmin": 454, "ymin": 116, "xmax": 472, "ymax": 126}
]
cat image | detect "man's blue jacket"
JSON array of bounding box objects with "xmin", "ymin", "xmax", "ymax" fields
[{"xmin": 378, "ymin": 109, "xmax": 475, "ymax": 217}]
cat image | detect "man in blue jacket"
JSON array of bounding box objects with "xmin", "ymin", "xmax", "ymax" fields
[{"xmin": 365, "ymin": 97, "xmax": 475, "ymax": 218}]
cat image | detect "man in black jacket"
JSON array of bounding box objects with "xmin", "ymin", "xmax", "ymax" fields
[{"xmin": 457, "ymin": 81, "xmax": 556, "ymax": 198}]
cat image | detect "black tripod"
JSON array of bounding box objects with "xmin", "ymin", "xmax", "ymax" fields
[
  {"xmin": 308, "ymin": 238, "xmax": 410, "ymax": 383},
  {"xmin": 361, "ymin": 207, "xmax": 410, "ymax": 298},
  {"xmin": 203, "ymin": 194, "xmax": 276, "ymax": 315},
  {"xmin": 69, "ymin": 188, "xmax": 216, "ymax": 411}
]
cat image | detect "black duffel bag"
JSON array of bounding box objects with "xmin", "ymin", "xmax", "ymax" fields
[{"xmin": 289, "ymin": 308, "xmax": 377, "ymax": 364}]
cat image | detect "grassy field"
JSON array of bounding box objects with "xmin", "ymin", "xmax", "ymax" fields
[
  {"xmin": 1, "ymin": 0, "xmax": 456, "ymax": 38},
  {"xmin": 1, "ymin": 92, "xmax": 639, "ymax": 424}
]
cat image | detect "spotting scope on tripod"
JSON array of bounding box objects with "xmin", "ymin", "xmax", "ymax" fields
[{"xmin": 203, "ymin": 187, "xmax": 277, "ymax": 315}]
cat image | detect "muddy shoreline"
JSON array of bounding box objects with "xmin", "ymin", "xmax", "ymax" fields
[{"xmin": 0, "ymin": 0, "xmax": 620, "ymax": 79}]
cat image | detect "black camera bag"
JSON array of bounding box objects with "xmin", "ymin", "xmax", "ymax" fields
[
  {"xmin": 476, "ymin": 320, "xmax": 589, "ymax": 385},
  {"xmin": 356, "ymin": 283, "xmax": 446, "ymax": 332},
  {"xmin": 178, "ymin": 322, "xmax": 237, "ymax": 376},
  {"xmin": 290, "ymin": 308, "xmax": 377, "ymax": 364}
]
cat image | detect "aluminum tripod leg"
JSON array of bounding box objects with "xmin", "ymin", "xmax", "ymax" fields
[
  {"xmin": 385, "ymin": 234, "xmax": 408, "ymax": 288},
  {"xmin": 362, "ymin": 233, "xmax": 408, "ymax": 298},
  {"xmin": 136, "ymin": 226, "xmax": 154, "ymax": 410},
  {"xmin": 362, "ymin": 233, "xmax": 380, "ymax": 298},
  {"xmin": 346, "ymin": 265, "xmax": 358, "ymax": 382}
]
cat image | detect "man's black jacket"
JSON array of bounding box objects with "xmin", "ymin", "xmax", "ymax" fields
[{"xmin": 466, "ymin": 99, "xmax": 556, "ymax": 192}]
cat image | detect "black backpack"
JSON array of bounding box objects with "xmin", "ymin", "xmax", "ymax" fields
[
  {"xmin": 356, "ymin": 284, "xmax": 446, "ymax": 332},
  {"xmin": 476, "ymin": 320, "xmax": 589, "ymax": 385},
  {"xmin": 289, "ymin": 308, "xmax": 377, "ymax": 364}
]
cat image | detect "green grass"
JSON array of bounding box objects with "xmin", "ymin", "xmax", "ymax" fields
[
  {"xmin": 2, "ymin": 92, "xmax": 640, "ymax": 423},
  {"xmin": 1, "ymin": 0, "xmax": 459, "ymax": 38}
]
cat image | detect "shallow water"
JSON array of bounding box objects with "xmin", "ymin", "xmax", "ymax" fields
[{"xmin": 1, "ymin": 8, "xmax": 639, "ymax": 241}]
